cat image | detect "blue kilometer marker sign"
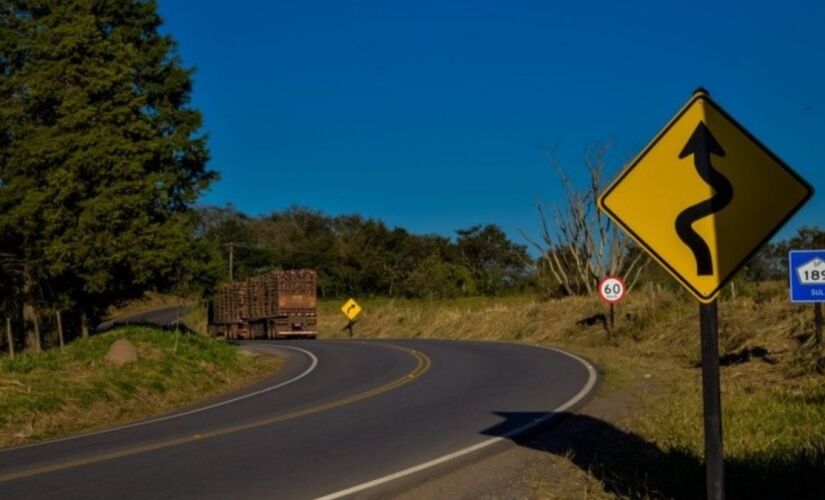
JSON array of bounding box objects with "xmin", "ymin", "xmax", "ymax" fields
[{"xmin": 789, "ymin": 250, "xmax": 825, "ymax": 303}]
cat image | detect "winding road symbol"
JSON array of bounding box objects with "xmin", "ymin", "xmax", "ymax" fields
[
  {"xmin": 675, "ymin": 122, "xmax": 733, "ymax": 276},
  {"xmin": 597, "ymin": 89, "xmax": 812, "ymax": 303}
]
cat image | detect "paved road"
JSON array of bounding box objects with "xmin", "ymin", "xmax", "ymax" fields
[
  {"xmin": 0, "ymin": 339, "xmax": 596, "ymax": 499},
  {"xmin": 96, "ymin": 304, "xmax": 191, "ymax": 331}
]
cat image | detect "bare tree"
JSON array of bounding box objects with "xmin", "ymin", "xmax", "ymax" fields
[{"xmin": 523, "ymin": 144, "xmax": 648, "ymax": 296}]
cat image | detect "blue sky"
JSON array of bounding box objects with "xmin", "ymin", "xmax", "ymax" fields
[{"xmin": 158, "ymin": 1, "xmax": 824, "ymax": 246}]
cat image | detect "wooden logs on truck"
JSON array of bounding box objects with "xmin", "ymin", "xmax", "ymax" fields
[
  {"xmin": 212, "ymin": 282, "xmax": 248, "ymax": 324},
  {"xmin": 276, "ymin": 269, "xmax": 317, "ymax": 309},
  {"xmin": 210, "ymin": 269, "xmax": 317, "ymax": 340}
]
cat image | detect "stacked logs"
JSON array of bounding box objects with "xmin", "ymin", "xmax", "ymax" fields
[
  {"xmin": 212, "ymin": 270, "xmax": 316, "ymax": 325},
  {"xmin": 212, "ymin": 282, "xmax": 248, "ymax": 324},
  {"xmin": 276, "ymin": 269, "xmax": 317, "ymax": 309}
]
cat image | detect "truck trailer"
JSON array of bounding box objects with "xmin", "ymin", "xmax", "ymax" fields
[{"xmin": 209, "ymin": 269, "xmax": 317, "ymax": 340}]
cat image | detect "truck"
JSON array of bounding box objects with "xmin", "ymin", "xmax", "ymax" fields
[{"xmin": 209, "ymin": 269, "xmax": 318, "ymax": 340}]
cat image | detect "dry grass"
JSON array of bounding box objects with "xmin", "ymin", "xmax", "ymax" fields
[{"xmin": 182, "ymin": 301, "xmax": 209, "ymax": 335}]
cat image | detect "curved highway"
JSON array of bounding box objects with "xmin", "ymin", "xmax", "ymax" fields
[
  {"xmin": 96, "ymin": 304, "xmax": 191, "ymax": 332},
  {"xmin": 0, "ymin": 340, "xmax": 596, "ymax": 499}
]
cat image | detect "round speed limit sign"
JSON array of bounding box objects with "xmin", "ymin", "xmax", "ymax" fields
[{"xmin": 598, "ymin": 276, "xmax": 627, "ymax": 304}]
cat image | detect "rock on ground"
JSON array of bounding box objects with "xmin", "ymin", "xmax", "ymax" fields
[{"xmin": 105, "ymin": 339, "xmax": 139, "ymax": 366}]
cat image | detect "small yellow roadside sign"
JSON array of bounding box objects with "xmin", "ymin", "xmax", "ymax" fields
[
  {"xmin": 599, "ymin": 89, "xmax": 813, "ymax": 303},
  {"xmin": 340, "ymin": 298, "xmax": 362, "ymax": 321}
]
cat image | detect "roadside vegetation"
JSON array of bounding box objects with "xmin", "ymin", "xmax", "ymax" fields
[
  {"xmin": 193, "ymin": 206, "xmax": 533, "ymax": 299},
  {"xmin": 0, "ymin": 326, "xmax": 279, "ymax": 448},
  {"xmin": 0, "ymin": 2, "xmax": 215, "ymax": 352},
  {"xmin": 316, "ymin": 282, "xmax": 825, "ymax": 499}
]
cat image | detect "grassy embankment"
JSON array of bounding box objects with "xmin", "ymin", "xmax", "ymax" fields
[
  {"xmin": 315, "ymin": 282, "xmax": 825, "ymax": 499},
  {"xmin": 0, "ymin": 326, "xmax": 280, "ymax": 448}
]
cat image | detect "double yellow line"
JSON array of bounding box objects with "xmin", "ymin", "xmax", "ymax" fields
[{"xmin": 0, "ymin": 345, "xmax": 431, "ymax": 483}]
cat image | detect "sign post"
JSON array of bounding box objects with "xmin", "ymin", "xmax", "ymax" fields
[
  {"xmin": 340, "ymin": 298, "xmax": 363, "ymax": 337},
  {"xmin": 788, "ymin": 250, "xmax": 825, "ymax": 345},
  {"xmin": 598, "ymin": 88, "xmax": 813, "ymax": 500},
  {"xmin": 598, "ymin": 275, "xmax": 627, "ymax": 331},
  {"xmin": 700, "ymin": 300, "xmax": 724, "ymax": 499}
]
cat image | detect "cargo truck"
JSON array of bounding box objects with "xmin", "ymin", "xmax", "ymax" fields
[{"xmin": 209, "ymin": 269, "xmax": 317, "ymax": 339}]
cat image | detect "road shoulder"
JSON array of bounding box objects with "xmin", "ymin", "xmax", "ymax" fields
[{"xmin": 389, "ymin": 365, "xmax": 655, "ymax": 500}]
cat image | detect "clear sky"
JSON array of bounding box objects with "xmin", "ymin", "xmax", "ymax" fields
[{"xmin": 157, "ymin": 0, "xmax": 824, "ymax": 246}]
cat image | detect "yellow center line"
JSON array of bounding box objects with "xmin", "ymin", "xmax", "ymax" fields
[{"xmin": 0, "ymin": 345, "xmax": 431, "ymax": 483}]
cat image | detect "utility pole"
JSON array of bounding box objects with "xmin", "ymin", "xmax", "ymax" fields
[
  {"xmin": 229, "ymin": 242, "xmax": 234, "ymax": 282},
  {"xmin": 224, "ymin": 241, "xmax": 263, "ymax": 283},
  {"xmin": 56, "ymin": 310, "xmax": 64, "ymax": 349},
  {"xmin": 5, "ymin": 317, "xmax": 13, "ymax": 359},
  {"xmin": 223, "ymin": 242, "xmax": 235, "ymax": 283}
]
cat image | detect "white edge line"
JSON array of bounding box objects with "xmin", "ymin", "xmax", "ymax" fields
[
  {"xmin": 0, "ymin": 345, "xmax": 318, "ymax": 454},
  {"xmin": 315, "ymin": 343, "xmax": 598, "ymax": 500}
]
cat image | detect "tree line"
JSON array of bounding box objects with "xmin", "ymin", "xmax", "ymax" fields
[
  {"xmin": 190, "ymin": 206, "xmax": 534, "ymax": 299},
  {"xmin": 190, "ymin": 203, "xmax": 824, "ymax": 302}
]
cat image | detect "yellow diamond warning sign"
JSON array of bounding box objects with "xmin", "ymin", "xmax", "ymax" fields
[
  {"xmin": 340, "ymin": 298, "xmax": 362, "ymax": 321},
  {"xmin": 598, "ymin": 89, "xmax": 813, "ymax": 303}
]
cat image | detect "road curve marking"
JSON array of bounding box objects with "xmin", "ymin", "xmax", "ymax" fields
[
  {"xmin": 0, "ymin": 346, "xmax": 430, "ymax": 484},
  {"xmin": 315, "ymin": 343, "xmax": 598, "ymax": 500},
  {"xmin": 0, "ymin": 345, "xmax": 319, "ymax": 455}
]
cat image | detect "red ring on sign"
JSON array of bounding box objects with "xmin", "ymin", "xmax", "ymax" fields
[{"xmin": 597, "ymin": 275, "xmax": 627, "ymax": 304}]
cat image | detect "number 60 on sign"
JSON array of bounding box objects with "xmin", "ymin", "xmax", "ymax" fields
[{"xmin": 598, "ymin": 276, "xmax": 627, "ymax": 304}]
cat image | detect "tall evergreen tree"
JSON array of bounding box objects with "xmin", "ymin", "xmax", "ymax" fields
[{"xmin": 0, "ymin": 1, "xmax": 214, "ymax": 338}]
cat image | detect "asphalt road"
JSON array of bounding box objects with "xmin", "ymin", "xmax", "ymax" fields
[
  {"xmin": 0, "ymin": 338, "xmax": 596, "ymax": 499},
  {"xmin": 96, "ymin": 304, "xmax": 192, "ymax": 332}
]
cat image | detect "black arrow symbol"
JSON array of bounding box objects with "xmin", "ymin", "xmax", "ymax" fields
[
  {"xmin": 674, "ymin": 121, "xmax": 733, "ymax": 276},
  {"xmin": 347, "ymin": 304, "xmax": 357, "ymax": 313}
]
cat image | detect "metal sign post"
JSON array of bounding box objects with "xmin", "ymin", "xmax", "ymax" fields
[
  {"xmin": 340, "ymin": 298, "xmax": 363, "ymax": 338},
  {"xmin": 343, "ymin": 320, "xmax": 356, "ymax": 338},
  {"xmin": 598, "ymin": 276, "xmax": 627, "ymax": 332},
  {"xmin": 789, "ymin": 250, "xmax": 825, "ymax": 346},
  {"xmin": 609, "ymin": 303, "xmax": 615, "ymax": 331},
  {"xmin": 700, "ymin": 300, "xmax": 724, "ymax": 500}
]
